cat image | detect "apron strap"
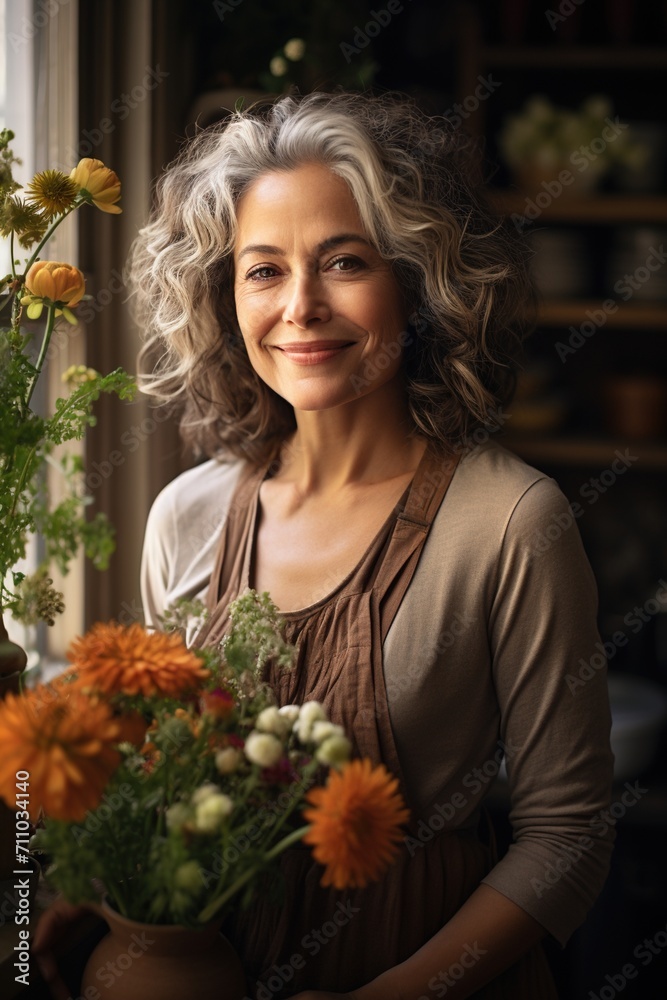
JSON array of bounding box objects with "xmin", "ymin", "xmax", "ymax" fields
[
  {"xmin": 376, "ymin": 446, "xmax": 460, "ymax": 645},
  {"xmin": 205, "ymin": 460, "xmax": 267, "ymax": 611}
]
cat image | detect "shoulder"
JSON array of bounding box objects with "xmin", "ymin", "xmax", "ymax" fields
[
  {"xmin": 141, "ymin": 456, "xmax": 249, "ymax": 626},
  {"xmin": 145, "ymin": 456, "xmax": 248, "ymax": 538},
  {"xmin": 439, "ymin": 438, "xmax": 568, "ymax": 543},
  {"xmin": 423, "ymin": 438, "xmax": 595, "ymax": 605}
]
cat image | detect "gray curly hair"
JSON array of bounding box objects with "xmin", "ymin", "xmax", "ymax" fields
[{"xmin": 127, "ymin": 90, "xmax": 533, "ymax": 465}]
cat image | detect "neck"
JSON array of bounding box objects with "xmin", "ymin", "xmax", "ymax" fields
[{"xmin": 277, "ymin": 375, "xmax": 428, "ymax": 495}]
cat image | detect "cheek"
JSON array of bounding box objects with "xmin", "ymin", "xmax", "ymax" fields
[
  {"xmin": 240, "ymin": 333, "xmax": 267, "ymax": 369},
  {"xmin": 235, "ymin": 298, "xmax": 268, "ymax": 346}
]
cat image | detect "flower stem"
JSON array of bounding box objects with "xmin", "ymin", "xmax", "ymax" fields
[
  {"xmin": 25, "ymin": 304, "xmax": 56, "ymax": 408},
  {"xmin": 10, "ymin": 231, "xmax": 16, "ymax": 280},
  {"xmin": 5, "ymin": 443, "xmax": 38, "ymax": 540},
  {"xmin": 263, "ymin": 823, "xmax": 310, "ymax": 861},
  {"xmin": 28, "ymin": 204, "xmax": 77, "ymax": 266},
  {"xmin": 196, "ymin": 823, "xmax": 310, "ymax": 924},
  {"xmin": 2, "ymin": 303, "xmax": 57, "ymax": 587}
]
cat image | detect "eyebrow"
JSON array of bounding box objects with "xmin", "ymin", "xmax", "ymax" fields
[{"xmin": 235, "ymin": 233, "xmax": 372, "ymax": 262}]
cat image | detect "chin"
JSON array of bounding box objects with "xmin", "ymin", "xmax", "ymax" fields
[
  {"xmin": 273, "ymin": 370, "xmax": 404, "ymax": 412},
  {"xmin": 286, "ymin": 393, "xmax": 352, "ymax": 412}
]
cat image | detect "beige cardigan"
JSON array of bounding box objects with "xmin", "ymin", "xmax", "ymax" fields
[{"xmin": 140, "ymin": 439, "xmax": 615, "ymax": 947}]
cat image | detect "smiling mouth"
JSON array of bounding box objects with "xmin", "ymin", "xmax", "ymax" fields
[{"xmin": 273, "ymin": 341, "xmax": 356, "ymax": 365}]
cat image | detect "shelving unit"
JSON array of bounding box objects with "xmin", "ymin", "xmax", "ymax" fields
[
  {"xmin": 501, "ymin": 435, "xmax": 667, "ymax": 471},
  {"xmin": 453, "ymin": 13, "xmax": 667, "ymax": 995},
  {"xmin": 536, "ymin": 300, "xmax": 667, "ymax": 329},
  {"xmin": 488, "ymin": 192, "xmax": 667, "ymax": 224},
  {"xmin": 488, "ymin": 192, "xmax": 667, "ymax": 332},
  {"xmin": 458, "ymin": 7, "xmax": 667, "ymax": 470},
  {"xmin": 479, "ymin": 45, "xmax": 667, "ymax": 70}
]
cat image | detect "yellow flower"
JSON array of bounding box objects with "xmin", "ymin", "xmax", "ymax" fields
[
  {"xmin": 302, "ymin": 758, "xmax": 410, "ymax": 890},
  {"xmin": 0, "ymin": 686, "xmax": 121, "ymax": 822},
  {"xmin": 21, "ymin": 260, "xmax": 86, "ymax": 323},
  {"xmin": 25, "ymin": 169, "xmax": 79, "ymax": 219},
  {"xmin": 69, "ymin": 158, "xmax": 122, "ymax": 214}
]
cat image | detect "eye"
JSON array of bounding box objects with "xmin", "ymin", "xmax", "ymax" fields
[
  {"xmin": 246, "ymin": 264, "xmax": 279, "ymax": 281},
  {"xmin": 327, "ymin": 255, "xmax": 365, "ymax": 273}
]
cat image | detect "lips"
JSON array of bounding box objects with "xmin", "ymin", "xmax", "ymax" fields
[
  {"xmin": 276, "ymin": 340, "xmax": 355, "ymax": 352},
  {"xmin": 273, "ymin": 340, "xmax": 355, "ymax": 366}
]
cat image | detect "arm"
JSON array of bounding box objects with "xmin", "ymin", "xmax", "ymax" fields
[
  {"xmin": 480, "ymin": 478, "xmax": 615, "ymax": 943},
  {"xmin": 357, "ymin": 884, "xmax": 545, "ymax": 1000}
]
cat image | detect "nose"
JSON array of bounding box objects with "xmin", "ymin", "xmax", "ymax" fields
[{"xmin": 281, "ymin": 272, "xmax": 331, "ymax": 328}]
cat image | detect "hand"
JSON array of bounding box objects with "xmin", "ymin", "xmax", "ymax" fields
[{"xmin": 32, "ymin": 896, "xmax": 94, "ymax": 1000}]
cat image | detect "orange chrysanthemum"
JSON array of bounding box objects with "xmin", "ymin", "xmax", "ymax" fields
[
  {"xmin": 0, "ymin": 686, "xmax": 121, "ymax": 822},
  {"xmin": 67, "ymin": 622, "xmax": 209, "ymax": 698},
  {"xmin": 302, "ymin": 758, "xmax": 410, "ymax": 890}
]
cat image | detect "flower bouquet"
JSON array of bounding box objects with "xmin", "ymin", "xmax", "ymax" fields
[
  {"xmin": 0, "ymin": 589, "xmax": 408, "ymax": 996},
  {"xmin": 0, "ymin": 128, "xmax": 135, "ymax": 635}
]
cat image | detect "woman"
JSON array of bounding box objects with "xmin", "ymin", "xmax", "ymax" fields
[
  {"xmin": 133, "ymin": 91, "xmax": 614, "ymax": 999},
  {"xmin": 37, "ymin": 92, "xmax": 614, "ymax": 999}
]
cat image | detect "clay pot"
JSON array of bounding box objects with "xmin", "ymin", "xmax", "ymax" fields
[{"xmin": 81, "ymin": 899, "xmax": 247, "ymax": 1000}]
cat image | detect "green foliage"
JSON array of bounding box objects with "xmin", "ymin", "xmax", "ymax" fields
[
  {"xmin": 0, "ymin": 130, "xmax": 135, "ymax": 623},
  {"xmin": 222, "ymin": 588, "xmax": 298, "ymax": 677},
  {"xmin": 0, "ymin": 362, "xmax": 136, "ymax": 619},
  {"xmin": 45, "ymin": 369, "xmax": 136, "ymax": 446}
]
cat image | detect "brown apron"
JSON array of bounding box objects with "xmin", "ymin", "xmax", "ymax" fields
[{"xmin": 195, "ymin": 443, "xmax": 558, "ymax": 999}]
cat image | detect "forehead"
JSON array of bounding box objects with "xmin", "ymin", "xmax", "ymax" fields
[{"xmin": 234, "ymin": 163, "xmax": 363, "ymax": 237}]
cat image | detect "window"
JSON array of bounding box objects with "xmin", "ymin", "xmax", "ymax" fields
[{"xmin": 1, "ymin": 0, "xmax": 81, "ymax": 667}]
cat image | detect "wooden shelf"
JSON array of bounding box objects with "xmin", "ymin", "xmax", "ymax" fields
[
  {"xmin": 536, "ymin": 300, "xmax": 667, "ymax": 329},
  {"xmin": 482, "ymin": 45, "xmax": 667, "ymax": 70},
  {"xmin": 502, "ymin": 435, "xmax": 667, "ymax": 470},
  {"xmin": 489, "ymin": 192, "xmax": 667, "ymax": 224}
]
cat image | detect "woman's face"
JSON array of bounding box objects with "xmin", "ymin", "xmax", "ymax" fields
[{"xmin": 232, "ymin": 162, "xmax": 410, "ymax": 413}]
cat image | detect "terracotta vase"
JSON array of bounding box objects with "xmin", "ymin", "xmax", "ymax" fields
[
  {"xmin": 0, "ymin": 613, "xmax": 27, "ymax": 884},
  {"xmin": 81, "ymin": 899, "xmax": 247, "ymax": 1000}
]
